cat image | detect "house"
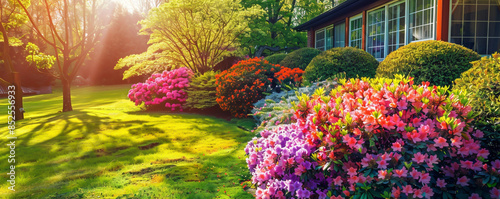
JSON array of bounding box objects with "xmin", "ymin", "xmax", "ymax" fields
[{"xmin": 294, "ymin": 0, "xmax": 500, "ymax": 60}]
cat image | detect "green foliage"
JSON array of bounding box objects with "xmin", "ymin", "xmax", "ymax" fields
[
  {"xmin": 263, "ymin": 53, "xmax": 287, "ymax": 65},
  {"xmin": 454, "ymin": 53, "xmax": 500, "ymax": 126},
  {"xmin": 239, "ymin": 0, "xmax": 330, "ymax": 56},
  {"xmin": 25, "ymin": 42, "xmax": 55, "ymax": 69},
  {"xmin": 123, "ymin": 0, "xmax": 262, "ymax": 76},
  {"xmin": 185, "ymin": 71, "xmax": 219, "ymax": 110},
  {"xmin": 303, "ymin": 47, "xmax": 378, "ymax": 82},
  {"xmin": 376, "ymin": 40, "xmax": 481, "ymax": 87},
  {"xmin": 279, "ymin": 47, "xmax": 321, "ymax": 69}
]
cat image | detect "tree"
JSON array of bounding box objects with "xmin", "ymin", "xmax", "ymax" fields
[
  {"xmin": 1, "ymin": 0, "xmax": 32, "ymax": 120},
  {"xmin": 239, "ymin": 0, "xmax": 335, "ymax": 57},
  {"xmin": 16, "ymin": 0, "xmax": 108, "ymax": 112},
  {"xmin": 115, "ymin": 0, "xmax": 262, "ymax": 77}
]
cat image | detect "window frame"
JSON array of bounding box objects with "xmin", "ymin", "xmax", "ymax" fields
[
  {"xmin": 448, "ymin": 0, "xmax": 500, "ymax": 56},
  {"xmin": 407, "ymin": 0, "xmax": 437, "ymax": 43},
  {"xmin": 315, "ymin": 28, "xmax": 326, "ymax": 50},
  {"xmin": 349, "ymin": 14, "xmax": 363, "ymax": 48}
]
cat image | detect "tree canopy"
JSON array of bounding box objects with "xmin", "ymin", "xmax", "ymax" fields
[{"xmin": 115, "ymin": 0, "xmax": 262, "ymax": 78}]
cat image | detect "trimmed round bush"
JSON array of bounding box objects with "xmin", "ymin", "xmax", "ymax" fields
[
  {"xmin": 246, "ymin": 76, "xmax": 500, "ymax": 199},
  {"xmin": 376, "ymin": 40, "xmax": 481, "ymax": 87},
  {"xmin": 264, "ymin": 53, "xmax": 287, "ymax": 65},
  {"xmin": 454, "ymin": 53, "xmax": 500, "ymax": 160},
  {"xmin": 279, "ymin": 47, "xmax": 322, "ymax": 70},
  {"xmin": 185, "ymin": 71, "xmax": 219, "ymax": 110},
  {"xmin": 303, "ymin": 47, "xmax": 378, "ymax": 82}
]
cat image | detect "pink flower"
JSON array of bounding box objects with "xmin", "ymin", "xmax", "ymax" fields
[
  {"xmin": 421, "ymin": 185, "xmax": 434, "ymax": 199},
  {"xmin": 402, "ymin": 185, "xmax": 413, "ymax": 195},
  {"xmin": 392, "ymin": 142, "xmax": 402, "ymax": 152},
  {"xmin": 437, "ymin": 178, "xmax": 447, "ymax": 188},
  {"xmin": 457, "ymin": 176, "xmax": 469, "ymax": 186},
  {"xmin": 451, "ymin": 137, "xmax": 463, "ymax": 147},
  {"xmin": 392, "ymin": 186, "xmax": 401, "ymax": 199},
  {"xmin": 414, "ymin": 188, "xmax": 423, "ymax": 198},
  {"xmin": 393, "ymin": 167, "xmax": 408, "ymax": 178},
  {"xmin": 377, "ymin": 159, "xmax": 388, "ymax": 169},
  {"xmin": 410, "ymin": 168, "xmax": 421, "ymax": 180},
  {"xmin": 378, "ymin": 170, "xmax": 388, "ymax": 180},
  {"xmin": 347, "ymin": 167, "xmax": 357, "ymax": 177},
  {"xmin": 473, "ymin": 130, "xmax": 484, "ymax": 138},
  {"xmin": 412, "ymin": 152, "xmax": 426, "ymax": 164},
  {"xmin": 333, "ymin": 176, "xmax": 343, "ymax": 186},
  {"xmin": 434, "ymin": 137, "xmax": 449, "ymax": 148},
  {"xmin": 330, "ymin": 195, "xmax": 343, "ymax": 199},
  {"xmin": 461, "ymin": 160, "xmax": 474, "ymax": 170},
  {"xmin": 493, "ymin": 160, "xmax": 500, "ymax": 169},
  {"xmin": 468, "ymin": 193, "xmax": 481, "ymax": 199},
  {"xmin": 490, "ymin": 187, "xmax": 500, "ymax": 199},
  {"xmin": 426, "ymin": 155, "xmax": 439, "ymax": 167},
  {"xmin": 477, "ymin": 149, "xmax": 489, "ymax": 159},
  {"xmin": 419, "ymin": 172, "xmax": 430, "ymax": 184}
]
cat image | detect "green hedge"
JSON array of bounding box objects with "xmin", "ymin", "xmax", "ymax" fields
[
  {"xmin": 279, "ymin": 47, "xmax": 321, "ymax": 70},
  {"xmin": 264, "ymin": 53, "xmax": 287, "ymax": 65},
  {"xmin": 376, "ymin": 40, "xmax": 481, "ymax": 87},
  {"xmin": 303, "ymin": 47, "xmax": 378, "ymax": 82}
]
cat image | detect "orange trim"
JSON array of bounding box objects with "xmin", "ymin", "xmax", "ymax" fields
[
  {"xmin": 345, "ymin": 18, "xmax": 349, "ymax": 47},
  {"xmin": 362, "ymin": 11, "xmax": 366, "ymax": 50},
  {"xmin": 436, "ymin": 0, "xmax": 450, "ymax": 41}
]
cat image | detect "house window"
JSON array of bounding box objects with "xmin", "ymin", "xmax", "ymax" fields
[
  {"xmin": 367, "ymin": 8, "xmax": 386, "ymax": 59},
  {"xmin": 326, "ymin": 26, "xmax": 334, "ymax": 50},
  {"xmin": 334, "ymin": 23, "xmax": 346, "ymax": 47},
  {"xmin": 388, "ymin": 2, "xmax": 406, "ymax": 54},
  {"xmin": 315, "ymin": 29, "xmax": 325, "ymax": 50},
  {"xmin": 450, "ymin": 0, "xmax": 500, "ymax": 55},
  {"xmin": 350, "ymin": 15, "xmax": 363, "ymax": 48},
  {"xmin": 315, "ymin": 26, "xmax": 334, "ymax": 51},
  {"xmin": 408, "ymin": 0, "xmax": 435, "ymax": 42}
]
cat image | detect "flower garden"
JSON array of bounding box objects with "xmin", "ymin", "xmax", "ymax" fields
[{"xmin": 122, "ymin": 40, "xmax": 500, "ymax": 199}]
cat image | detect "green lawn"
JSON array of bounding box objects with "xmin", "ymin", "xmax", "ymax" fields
[{"xmin": 0, "ymin": 84, "xmax": 255, "ymax": 198}]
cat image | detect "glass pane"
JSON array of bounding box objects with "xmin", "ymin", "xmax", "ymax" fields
[
  {"xmin": 452, "ymin": 5, "xmax": 463, "ymax": 20},
  {"xmin": 476, "ymin": 22, "xmax": 488, "ymax": 37},
  {"xmin": 463, "ymin": 22, "xmax": 475, "ymax": 37},
  {"xmin": 451, "ymin": 22, "xmax": 463, "ymax": 36},
  {"xmin": 488, "ymin": 38, "xmax": 500, "ymax": 54},
  {"xmin": 491, "ymin": 5, "xmax": 500, "ymax": 21},
  {"xmin": 477, "ymin": 5, "xmax": 489, "ymax": 20},
  {"xmin": 490, "ymin": 22, "xmax": 500, "ymax": 38},
  {"xmin": 476, "ymin": 38, "xmax": 487, "ymax": 54},
  {"xmin": 463, "ymin": 5, "xmax": 476, "ymax": 21},
  {"xmin": 463, "ymin": 38, "xmax": 475, "ymax": 50}
]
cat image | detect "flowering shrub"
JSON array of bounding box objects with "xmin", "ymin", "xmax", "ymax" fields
[
  {"xmin": 274, "ymin": 67, "xmax": 304, "ymax": 90},
  {"xmin": 128, "ymin": 67, "xmax": 193, "ymax": 111},
  {"xmin": 246, "ymin": 76, "xmax": 500, "ymax": 199},
  {"xmin": 216, "ymin": 57, "xmax": 302, "ymax": 118}
]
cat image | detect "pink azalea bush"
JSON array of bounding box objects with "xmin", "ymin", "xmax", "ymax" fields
[
  {"xmin": 245, "ymin": 76, "xmax": 500, "ymax": 199},
  {"xmin": 128, "ymin": 67, "xmax": 193, "ymax": 111}
]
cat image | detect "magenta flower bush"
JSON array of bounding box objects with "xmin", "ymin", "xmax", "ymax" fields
[
  {"xmin": 128, "ymin": 67, "xmax": 193, "ymax": 111},
  {"xmin": 245, "ymin": 76, "xmax": 500, "ymax": 199}
]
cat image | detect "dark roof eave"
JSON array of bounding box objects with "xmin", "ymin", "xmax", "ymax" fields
[{"xmin": 294, "ymin": 0, "xmax": 361, "ymax": 31}]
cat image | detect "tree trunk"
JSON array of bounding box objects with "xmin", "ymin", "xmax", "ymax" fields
[
  {"xmin": 13, "ymin": 73, "xmax": 24, "ymax": 120},
  {"xmin": 62, "ymin": 78, "xmax": 73, "ymax": 112}
]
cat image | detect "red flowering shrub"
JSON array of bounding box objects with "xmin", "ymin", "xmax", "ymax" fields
[
  {"xmin": 246, "ymin": 76, "xmax": 500, "ymax": 199},
  {"xmin": 216, "ymin": 57, "xmax": 303, "ymax": 118},
  {"xmin": 128, "ymin": 67, "xmax": 193, "ymax": 111},
  {"xmin": 274, "ymin": 67, "xmax": 304, "ymax": 90}
]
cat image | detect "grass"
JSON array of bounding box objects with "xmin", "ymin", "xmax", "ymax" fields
[{"xmin": 0, "ymin": 84, "xmax": 256, "ymax": 198}]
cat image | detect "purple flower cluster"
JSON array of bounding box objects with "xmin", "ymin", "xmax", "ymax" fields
[
  {"xmin": 128, "ymin": 67, "xmax": 193, "ymax": 111},
  {"xmin": 245, "ymin": 124, "xmax": 331, "ymax": 199}
]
